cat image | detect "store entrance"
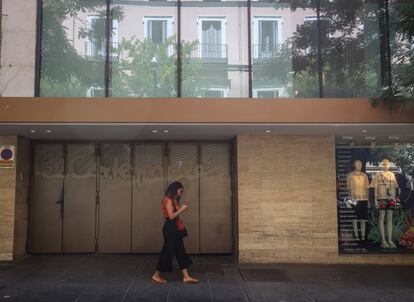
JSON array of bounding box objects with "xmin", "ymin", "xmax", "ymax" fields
[{"xmin": 28, "ymin": 142, "xmax": 232, "ymax": 254}]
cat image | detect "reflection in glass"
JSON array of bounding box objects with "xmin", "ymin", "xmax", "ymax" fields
[
  {"xmin": 110, "ymin": 1, "xmax": 178, "ymax": 97},
  {"xmin": 252, "ymin": 1, "xmax": 319, "ymax": 98},
  {"xmin": 40, "ymin": 0, "xmax": 107, "ymax": 97},
  {"xmin": 181, "ymin": 1, "xmax": 248, "ymax": 97},
  {"xmin": 38, "ymin": 0, "xmax": 402, "ymax": 99},
  {"xmin": 319, "ymin": 0, "xmax": 381, "ymax": 98},
  {"xmin": 389, "ymin": 0, "xmax": 414, "ymax": 100}
]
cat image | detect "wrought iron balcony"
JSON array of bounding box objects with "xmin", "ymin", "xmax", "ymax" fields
[
  {"xmin": 85, "ymin": 41, "xmax": 119, "ymax": 61},
  {"xmin": 253, "ymin": 44, "xmax": 278, "ymax": 60},
  {"xmin": 191, "ymin": 44, "xmax": 228, "ymax": 62}
]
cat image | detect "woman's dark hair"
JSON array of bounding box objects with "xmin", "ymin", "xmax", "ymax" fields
[{"xmin": 165, "ymin": 181, "xmax": 184, "ymax": 200}]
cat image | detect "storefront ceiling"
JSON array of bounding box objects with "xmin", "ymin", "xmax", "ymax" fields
[{"xmin": 0, "ymin": 123, "xmax": 413, "ymax": 141}]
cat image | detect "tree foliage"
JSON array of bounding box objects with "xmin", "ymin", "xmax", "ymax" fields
[
  {"xmin": 112, "ymin": 36, "xmax": 201, "ymax": 97},
  {"xmin": 41, "ymin": 0, "xmax": 107, "ymax": 87},
  {"xmin": 372, "ymin": 1, "xmax": 414, "ymax": 110},
  {"xmin": 40, "ymin": 1, "xmax": 201, "ymax": 97},
  {"xmin": 274, "ymin": 0, "xmax": 413, "ymax": 108},
  {"xmin": 367, "ymin": 144, "xmax": 414, "ymax": 173}
]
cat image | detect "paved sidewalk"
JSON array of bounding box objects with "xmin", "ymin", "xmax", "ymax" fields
[{"xmin": 0, "ymin": 255, "xmax": 413, "ymax": 302}]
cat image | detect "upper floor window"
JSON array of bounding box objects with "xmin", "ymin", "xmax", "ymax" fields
[
  {"xmin": 304, "ymin": 16, "xmax": 330, "ymax": 55},
  {"xmin": 253, "ymin": 17, "xmax": 283, "ymax": 59},
  {"xmin": 86, "ymin": 16, "xmax": 118, "ymax": 59},
  {"xmin": 205, "ymin": 87, "xmax": 229, "ymax": 97},
  {"xmin": 144, "ymin": 17, "xmax": 173, "ymax": 47},
  {"xmin": 253, "ymin": 88, "xmax": 284, "ymax": 98},
  {"xmin": 197, "ymin": 17, "xmax": 227, "ymax": 58},
  {"xmin": 86, "ymin": 16, "xmax": 106, "ymax": 58}
]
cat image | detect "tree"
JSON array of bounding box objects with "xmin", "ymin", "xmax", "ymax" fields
[
  {"xmin": 372, "ymin": 0, "xmax": 414, "ymax": 110},
  {"xmin": 111, "ymin": 36, "xmax": 202, "ymax": 97},
  {"xmin": 267, "ymin": 0, "xmax": 384, "ymax": 98},
  {"xmin": 40, "ymin": 0, "xmax": 110, "ymax": 96},
  {"xmin": 39, "ymin": 1, "xmax": 202, "ymax": 97}
]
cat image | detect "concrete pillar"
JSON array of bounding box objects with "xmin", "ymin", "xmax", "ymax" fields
[{"xmin": 0, "ymin": 136, "xmax": 30, "ymax": 261}]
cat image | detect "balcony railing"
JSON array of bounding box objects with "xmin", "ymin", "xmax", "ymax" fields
[
  {"xmin": 253, "ymin": 44, "xmax": 278, "ymax": 60},
  {"xmin": 191, "ymin": 44, "xmax": 228, "ymax": 61},
  {"xmin": 85, "ymin": 41, "xmax": 119, "ymax": 61}
]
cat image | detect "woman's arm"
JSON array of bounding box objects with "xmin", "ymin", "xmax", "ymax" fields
[{"xmin": 165, "ymin": 198, "xmax": 188, "ymax": 220}]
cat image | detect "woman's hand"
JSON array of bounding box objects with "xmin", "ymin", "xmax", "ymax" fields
[
  {"xmin": 166, "ymin": 199, "xmax": 189, "ymax": 219},
  {"xmin": 180, "ymin": 204, "xmax": 189, "ymax": 212}
]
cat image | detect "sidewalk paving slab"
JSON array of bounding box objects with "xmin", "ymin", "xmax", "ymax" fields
[{"xmin": 0, "ymin": 255, "xmax": 413, "ymax": 302}]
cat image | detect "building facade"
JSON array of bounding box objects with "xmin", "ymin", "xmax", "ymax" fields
[{"xmin": 1, "ymin": 0, "xmax": 414, "ymax": 264}]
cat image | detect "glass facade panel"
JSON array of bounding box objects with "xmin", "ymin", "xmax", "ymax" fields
[
  {"xmin": 251, "ymin": 1, "xmax": 320, "ymax": 98},
  {"xmin": 109, "ymin": 0, "xmax": 178, "ymax": 97},
  {"xmin": 38, "ymin": 0, "xmax": 407, "ymax": 98},
  {"xmin": 40, "ymin": 0, "xmax": 107, "ymax": 97},
  {"xmin": 320, "ymin": 0, "xmax": 381, "ymax": 98},
  {"xmin": 180, "ymin": 0, "xmax": 248, "ymax": 97},
  {"xmin": 389, "ymin": 0, "xmax": 413, "ymax": 99},
  {"xmin": 336, "ymin": 137, "xmax": 414, "ymax": 253}
]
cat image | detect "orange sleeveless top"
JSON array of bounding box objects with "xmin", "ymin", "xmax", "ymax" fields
[{"xmin": 162, "ymin": 196, "xmax": 179, "ymax": 218}]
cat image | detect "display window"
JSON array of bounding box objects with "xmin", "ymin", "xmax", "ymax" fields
[{"xmin": 336, "ymin": 137, "xmax": 414, "ymax": 253}]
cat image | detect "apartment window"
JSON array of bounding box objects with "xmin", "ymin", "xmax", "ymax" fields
[
  {"xmin": 304, "ymin": 16, "xmax": 332, "ymax": 54},
  {"xmin": 86, "ymin": 86, "xmax": 105, "ymax": 97},
  {"xmin": 253, "ymin": 88, "xmax": 282, "ymax": 98},
  {"xmin": 144, "ymin": 17, "xmax": 173, "ymax": 47},
  {"xmin": 85, "ymin": 16, "xmax": 118, "ymax": 59},
  {"xmin": 303, "ymin": 16, "xmax": 319, "ymax": 55},
  {"xmin": 198, "ymin": 17, "xmax": 226, "ymax": 58},
  {"xmin": 253, "ymin": 17, "xmax": 282, "ymax": 59},
  {"xmin": 204, "ymin": 88, "xmax": 229, "ymax": 98},
  {"xmin": 86, "ymin": 16, "xmax": 106, "ymax": 58},
  {"xmin": 110, "ymin": 18, "xmax": 119, "ymax": 49}
]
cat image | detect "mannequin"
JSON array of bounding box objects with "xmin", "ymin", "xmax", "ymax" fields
[
  {"xmin": 370, "ymin": 159, "xmax": 399, "ymax": 248},
  {"xmin": 346, "ymin": 160, "xmax": 370, "ymax": 241}
]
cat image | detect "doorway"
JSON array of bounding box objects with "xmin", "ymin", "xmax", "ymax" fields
[{"xmin": 28, "ymin": 142, "xmax": 232, "ymax": 254}]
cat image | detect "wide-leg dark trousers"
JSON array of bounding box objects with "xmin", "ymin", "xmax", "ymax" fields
[{"xmin": 156, "ymin": 218, "xmax": 192, "ymax": 272}]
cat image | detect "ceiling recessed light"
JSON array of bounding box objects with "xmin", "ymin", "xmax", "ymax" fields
[
  {"xmin": 265, "ymin": 130, "xmax": 271, "ymax": 133},
  {"xmin": 152, "ymin": 130, "xmax": 158, "ymax": 133},
  {"xmin": 46, "ymin": 130, "xmax": 52, "ymax": 133},
  {"xmin": 361, "ymin": 129, "xmax": 367, "ymax": 133},
  {"xmin": 30, "ymin": 130, "xmax": 36, "ymax": 133},
  {"xmin": 163, "ymin": 130, "xmax": 169, "ymax": 133}
]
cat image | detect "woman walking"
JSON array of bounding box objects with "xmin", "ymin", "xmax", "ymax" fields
[{"xmin": 152, "ymin": 181, "xmax": 199, "ymax": 284}]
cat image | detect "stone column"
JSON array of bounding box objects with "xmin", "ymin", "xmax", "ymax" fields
[
  {"xmin": 0, "ymin": 136, "xmax": 30, "ymax": 261},
  {"xmin": 13, "ymin": 137, "xmax": 30, "ymax": 259},
  {"xmin": 236, "ymin": 135, "xmax": 338, "ymax": 263}
]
